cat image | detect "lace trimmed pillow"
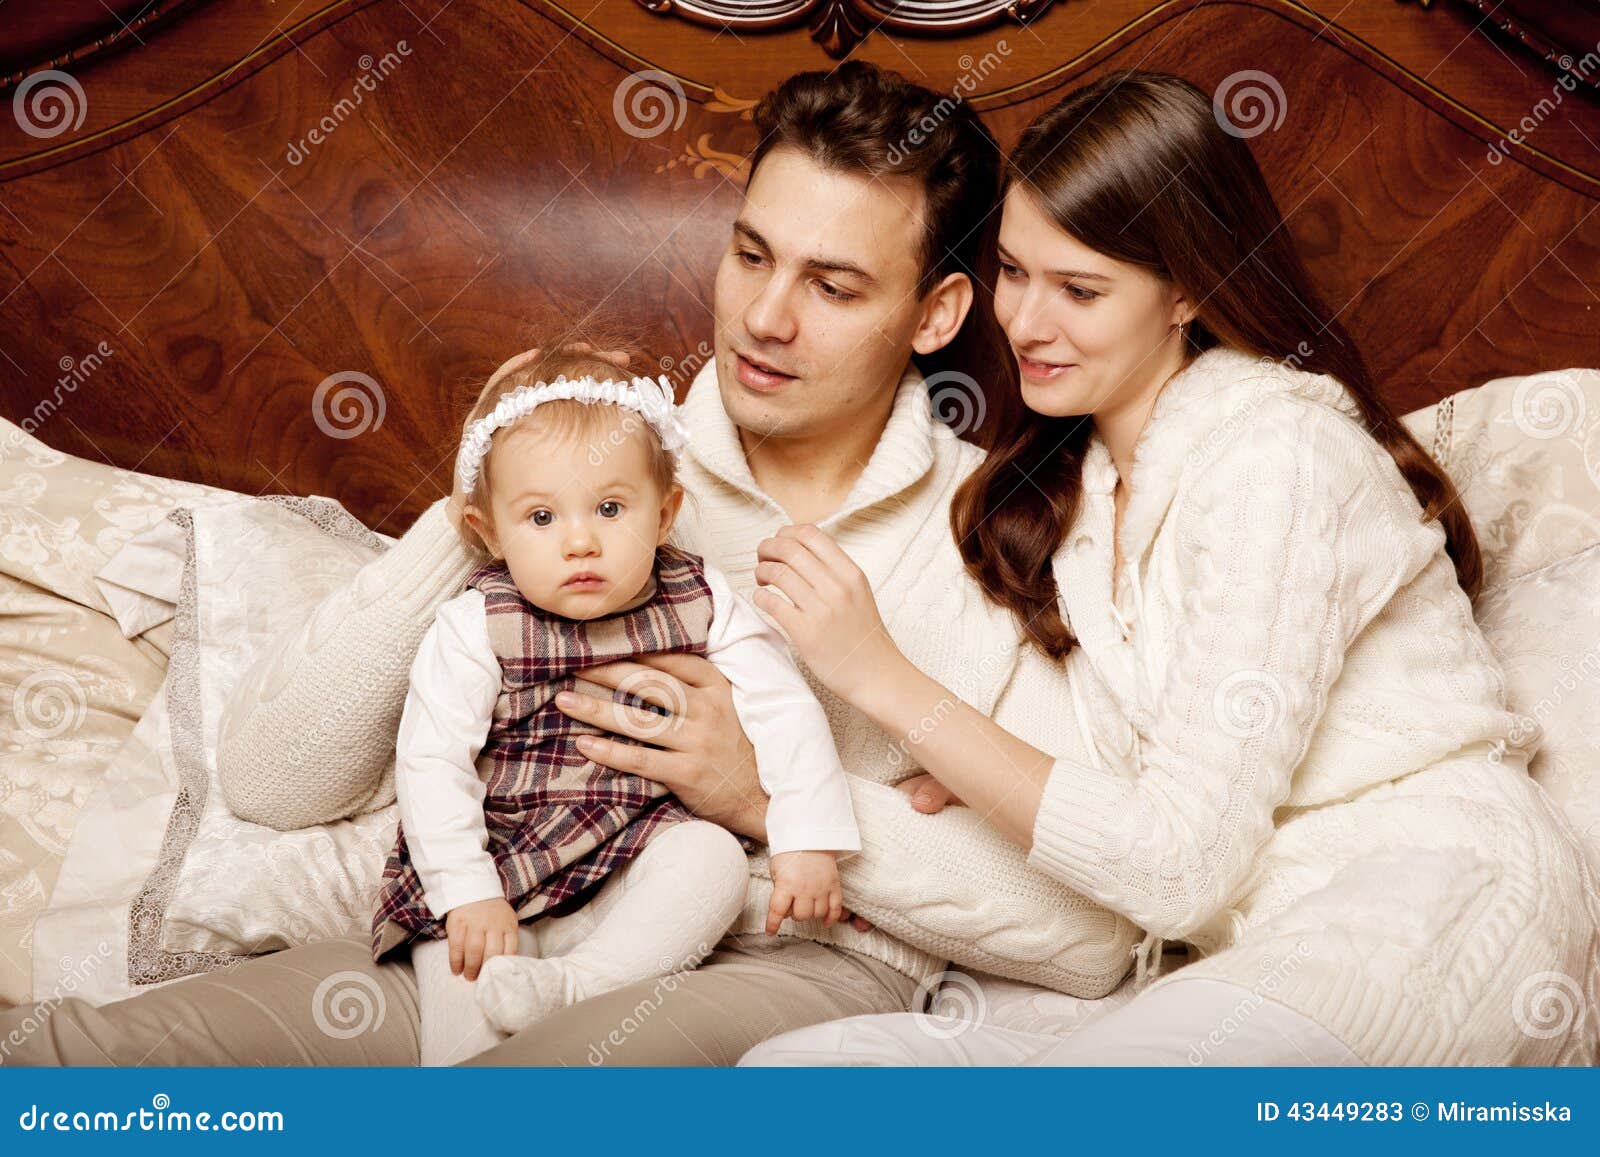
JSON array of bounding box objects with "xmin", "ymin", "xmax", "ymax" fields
[
  {"xmin": 126, "ymin": 497, "xmax": 399, "ymax": 983},
  {"xmin": 1403, "ymin": 368, "xmax": 1600, "ymax": 592}
]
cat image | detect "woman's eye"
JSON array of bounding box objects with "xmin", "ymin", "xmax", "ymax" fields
[
  {"xmin": 1067, "ymin": 284, "xmax": 1099, "ymax": 303},
  {"xmin": 738, "ymin": 249, "xmax": 765, "ymax": 267},
  {"xmin": 530, "ymin": 509, "xmax": 554, "ymax": 527},
  {"xmin": 597, "ymin": 500, "xmax": 623, "ymax": 518},
  {"xmin": 998, "ymin": 261, "xmax": 1022, "ymax": 279}
]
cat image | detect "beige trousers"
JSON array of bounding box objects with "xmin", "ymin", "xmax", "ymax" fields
[{"xmin": 0, "ymin": 931, "xmax": 919, "ymax": 1067}]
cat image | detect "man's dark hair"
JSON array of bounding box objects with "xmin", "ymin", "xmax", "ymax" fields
[{"xmin": 747, "ymin": 61, "xmax": 1010, "ymax": 438}]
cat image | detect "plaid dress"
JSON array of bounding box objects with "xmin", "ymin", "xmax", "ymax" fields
[{"xmin": 371, "ymin": 544, "xmax": 717, "ymax": 962}]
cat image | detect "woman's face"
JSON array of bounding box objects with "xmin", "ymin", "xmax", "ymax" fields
[{"xmin": 992, "ymin": 185, "xmax": 1190, "ymax": 421}]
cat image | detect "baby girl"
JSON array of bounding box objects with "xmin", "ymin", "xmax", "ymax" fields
[{"xmin": 370, "ymin": 346, "xmax": 861, "ymax": 1066}]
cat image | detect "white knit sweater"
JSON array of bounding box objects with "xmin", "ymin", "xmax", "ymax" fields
[
  {"xmin": 1028, "ymin": 346, "xmax": 1600, "ymax": 1064},
  {"xmin": 218, "ymin": 360, "xmax": 1140, "ymax": 995}
]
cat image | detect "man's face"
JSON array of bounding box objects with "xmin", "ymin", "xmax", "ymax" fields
[{"xmin": 710, "ymin": 145, "xmax": 934, "ymax": 442}]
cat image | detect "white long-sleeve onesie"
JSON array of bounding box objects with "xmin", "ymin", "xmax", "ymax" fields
[
  {"xmin": 399, "ymin": 561, "xmax": 861, "ymax": 1064},
  {"xmin": 396, "ymin": 561, "xmax": 861, "ymax": 919}
]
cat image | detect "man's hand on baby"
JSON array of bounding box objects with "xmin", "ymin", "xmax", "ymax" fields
[
  {"xmin": 897, "ymin": 773, "xmax": 964, "ymax": 814},
  {"xmin": 444, "ymin": 897, "xmax": 520, "ymax": 980},
  {"xmin": 560, "ymin": 652, "xmax": 767, "ymax": 841},
  {"xmin": 765, "ymin": 850, "xmax": 844, "ymax": 935}
]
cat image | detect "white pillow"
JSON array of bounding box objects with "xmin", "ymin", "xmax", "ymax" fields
[
  {"xmin": 115, "ymin": 497, "xmax": 401, "ymax": 982},
  {"xmin": 1473, "ymin": 542, "xmax": 1600, "ymax": 879},
  {"xmin": 1404, "ymin": 368, "xmax": 1600, "ymax": 591},
  {"xmin": 161, "ymin": 497, "xmax": 399, "ymax": 956}
]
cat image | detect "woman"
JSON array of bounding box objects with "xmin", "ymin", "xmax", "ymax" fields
[{"xmin": 739, "ymin": 71, "xmax": 1600, "ymax": 1065}]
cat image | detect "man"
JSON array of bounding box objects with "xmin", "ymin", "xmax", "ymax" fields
[{"xmin": 2, "ymin": 61, "xmax": 1135, "ymax": 1067}]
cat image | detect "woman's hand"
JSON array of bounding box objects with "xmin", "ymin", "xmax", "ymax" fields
[
  {"xmin": 751, "ymin": 524, "xmax": 906, "ymax": 705},
  {"xmin": 556, "ymin": 652, "xmax": 769, "ymax": 841},
  {"xmin": 444, "ymin": 897, "xmax": 520, "ymax": 981},
  {"xmin": 446, "ymin": 343, "xmax": 632, "ymax": 539},
  {"xmin": 897, "ymin": 773, "xmax": 965, "ymax": 814}
]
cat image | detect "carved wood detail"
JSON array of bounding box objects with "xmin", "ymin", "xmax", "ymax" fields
[{"xmin": 634, "ymin": 0, "xmax": 1060, "ymax": 59}]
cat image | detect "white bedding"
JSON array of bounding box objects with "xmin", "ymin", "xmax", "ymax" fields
[
  {"xmin": 11, "ymin": 366, "xmax": 1600, "ymax": 1030},
  {"xmin": 33, "ymin": 499, "xmax": 402, "ymax": 1002}
]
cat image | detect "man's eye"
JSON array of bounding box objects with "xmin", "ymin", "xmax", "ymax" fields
[
  {"xmin": 598, "ymin": 500, "xmax": 623, "ymax": 518},
  {"xmin": 530, "ymin": 509, "xmax": 554, "ymax": 527}
]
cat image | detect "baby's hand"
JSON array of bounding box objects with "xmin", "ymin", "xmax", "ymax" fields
[
  {"xmin": 766, "ymin": 850, "xmax": 844, "ymax": 934},
  {"xmin": 444, "ymin": 897, "xmax": 520, "ymax": 980}
]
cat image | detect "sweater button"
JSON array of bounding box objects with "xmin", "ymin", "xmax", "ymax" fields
[{"xmin": 1072, "ymin": 535, "xmax": 1093, "ymax": 553}]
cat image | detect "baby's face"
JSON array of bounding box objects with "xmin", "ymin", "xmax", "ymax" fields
[{"xmin": 477, "ymin": 413, "xmax": 677, "ymax": 620}]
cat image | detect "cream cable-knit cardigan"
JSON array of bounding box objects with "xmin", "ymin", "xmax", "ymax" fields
[
  {"xmin": 218, "ymin": 360, "xmax": 1140, "ymax": 995},
  {"xmin": 1029, "ymin": 346, "xmax": 1600, "ymax": 1064}
]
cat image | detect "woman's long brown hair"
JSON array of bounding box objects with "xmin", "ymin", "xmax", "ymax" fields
[{"xmin": 951, "ymin": 70, "xmax": 1480, "ymax": 659}]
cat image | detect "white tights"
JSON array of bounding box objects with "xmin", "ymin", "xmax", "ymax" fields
[{"xmin": 412, "ymin": 819, "xmax": 748, "ymax": 1066}]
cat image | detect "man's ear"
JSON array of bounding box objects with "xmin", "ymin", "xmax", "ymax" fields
[
  {"xmin": 657, "ymin": 485, "xmax": 685, "ymax": 545},
  {"xmin": 463, "ymin": 505, "xmax": 501, "ymax": 558},
  {"xmin": 910, "ymin": 272, "xmax": 975, "ymax": 357}
]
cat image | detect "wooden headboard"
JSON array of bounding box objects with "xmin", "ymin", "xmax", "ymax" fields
[{"xmin": 2, "ymin": 0, "xmax": 1597, "ymax": 532}]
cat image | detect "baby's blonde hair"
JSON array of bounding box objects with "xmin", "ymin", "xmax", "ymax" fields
[{"xmin": 454, "ymin": 343, "xmax": 679, "ymax": 555}]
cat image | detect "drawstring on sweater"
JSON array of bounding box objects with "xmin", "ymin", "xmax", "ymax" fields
[
  {"xmin": 1128, "ymin": 559, "xmax": 1166, "ymax": 989},
  {"xmin": 1133, "ymin": 928, "xmax": 1167, "ymax": 987}
]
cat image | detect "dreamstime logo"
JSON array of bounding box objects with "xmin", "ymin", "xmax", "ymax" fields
[
  {"xmin": 926, "ymin": 371, "xmax": 987, "ymax": 437},
  {"xmin": 585, "ymin": 409, "xmax": 652, "ymax": 467},
  {"xmin": 1494, "ymin": 642, "xmax": 1600, "ymax": 765},
  {"xmin": 2, "ymin": 340, "xmax": 115, "ymax": 464},
  {"xmin": 311, "ymin": 971, "xmax": 387, "ymax": 1039},
  {"xmin": 1511, "ymin": 970, "xmax": 1585, "ymax": 1040},
  {"xmin": 1213, "ymin": 71, "xmax": 1287, "ymax": 139},
  {"xmin": 659, "ymin": 340, "xmax": 713, "ymax": 388},
  {"xmin": 884, "ymin": 695, "xmax": 959, "ymax": 772},
  {"xmin": 312, "ymin": 371, "xmax": 387, "ymax": 439},
  {"xmin": 913, "ymin": 970, "xmax": 988, "ymax": 1040},
  {"xmin": 613, "ymin": 70, "xmax": 686, "ymax": 139},
  {"xmin": 611, "ymin": 668, "xmax": 689, "ymax": 743},
  {"xmin": 12, "ymin": 669, "xmax": 88, "ymax": 740},
  {"xmin": 1186, "ymin": 350, "xmax": 1308, "ymax": 468},
  {"xmin": 1187, "ymin": 938, "xmax": 1313, "ymax": 1064},
  {"xmin": 1486, "ymin": 37, "xmax": 1600, "ymax": 164},
  {"xmin": 13, "ymin": 70, "xmax": 88, "ymax": 139},
  {"xmin": 1510, "ymin": 370, "xmax": 1587, "ymax": 440},
  {"xmin": 885, "ymin": 41, "xmax": 1013, "ymax": 164},
  {"xmin": 0, "ymin": 941, "xmax": 113, "ymax": 1061},
  {"xmin": 583, "ymin": 943, "xmax": 713, "ymax": 1065},
  {"xmin": 1212, "ymin": 669, "xmax": 1287, "ymax": 739},
  {"xmin": 285, "ymin": 42, "xmax": 411, "ymax": 165}
]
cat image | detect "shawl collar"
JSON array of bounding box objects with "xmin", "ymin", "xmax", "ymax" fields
[
  {"xmin": 677, "ymin": 357, "xmax": 938, "ymax": 530},
  {"xmin": 1050, "ymin": 345, "xmax": 1365, "ymax": 720}
]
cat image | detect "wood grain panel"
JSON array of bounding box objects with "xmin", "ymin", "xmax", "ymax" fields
[{"xmin": 1, "ymin": 0, "xmax": 1595, "ymax": 531}]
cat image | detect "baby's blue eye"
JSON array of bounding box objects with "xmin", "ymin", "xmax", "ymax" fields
[
  {"xmin": 530, "ymin": 509, "xmax": 554, "ymax": 527},
  {"xmin": 598, "ymin": 500, "xmax": 623, "ymax": 519}
]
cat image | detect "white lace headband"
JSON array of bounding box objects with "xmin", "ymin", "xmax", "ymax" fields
[{"xmin": 455, "ymin": 373, "xmax": 690, "ymax": 493}]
